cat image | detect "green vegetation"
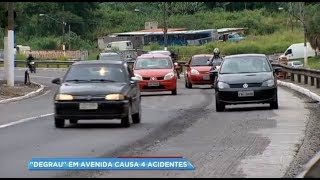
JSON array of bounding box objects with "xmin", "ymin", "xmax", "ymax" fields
[
  {"xmin": 15, "ymin": 53, "xmax": 27, "ymax": 60},
  {"xmin": 0, "ymin": 2, "xmax": 318, "ymax": 62},
  {"xmin": 145, "ymin": 30, "xmax": 304, "ymax": 61},
  {"xmin": 0, "ymin": 2, "xmax": 304, "ymax": 50},
  {"xmin": 308, "ymin": 56, "xmax": 320, "ymax": 70}
]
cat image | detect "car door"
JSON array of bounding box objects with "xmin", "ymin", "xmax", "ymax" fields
[{"xmin": 126, "ymin": 65, "xmax": 140, "ymax": 114}]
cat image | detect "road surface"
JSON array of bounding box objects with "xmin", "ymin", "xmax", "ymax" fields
[{"xmin": 0, "ymin": 68, "xmax": 309, "ymax": 178}]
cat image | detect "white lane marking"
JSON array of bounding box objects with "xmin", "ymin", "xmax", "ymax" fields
[{"xmin": 0, "ymin": 113, "xmax": 54, "ymax": 129}]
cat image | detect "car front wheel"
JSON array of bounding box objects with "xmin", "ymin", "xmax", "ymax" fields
[
  {"xmin": 215, "ymin": 93, "xmax": 225, "ymax": 112},
  {"xmin": 55, "ymin": 118, "xmax": 65, "ymax": 128},
  {"xmin": 132, "ymin": 103, "xmax": 141, "ymax": 124},
  {"xmin": 270, "ymin": 97, "xmax": 279, "ymax": 109},
  {"xmin": 185, "ymin": 78, "xmax": 192, "ymax": 89},
  {"xmin": 171, "ymin": 89, "xmax": 177, "ymax": 95},
  {"xmin": 121, "ymin": 106, "xmax": 132, "ymax": 128}
]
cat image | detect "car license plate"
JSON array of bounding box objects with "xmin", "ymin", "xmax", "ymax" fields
[
  {"xmin": 79, "ymin": 103, "xmax": 98, "ymax": 110},
  {"xmin": 203, "ymin": 75, "xmax": 210, "ymax": 80},
  {"xmin": 238, "ymin": 91, "xmax": 254, "ymax": 97},
  {"xmin": 148, "ymin": 82, "xmax": 159, "ymax": 86}
]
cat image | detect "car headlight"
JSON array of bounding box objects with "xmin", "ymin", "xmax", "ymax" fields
[
  {"xmin": 55, "ymin": 94, "xmax": 73, "ymax": 101},
  {"xmin": 134, "ymin": 74, "xmax": 143, "ymax": 81},
  {"xmin": 191, "ymin": 68, "xmax": 199, "ymax": 75},
  {"xmin": 262, "ymin": 79, "xmax": 275, "ymax": 87},
  {"xmin": 164, "ymin": 72, "xmax": 175, "ymax": 80},
  {"xmin": 217, "ymin": 82, "xmax": 230, "ymax": 89},
  {"xmin": 105, "ymin": 94, "xmax": 125, "ymax": 100}
]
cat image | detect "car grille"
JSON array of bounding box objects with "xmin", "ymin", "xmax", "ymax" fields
[
  {"xmin": 142, "ymin": 76, "xmax": 165, "ymax": 80},
  {"xmin": 56, "ymin": 103, "xmax": 126, "ymax": 115},
  {"xmin": 229, "ymin": 83, "xmax": 262, "ymax": 88},
  {"xmin": 73, "ymin": 95, "xmax": 105, "ymax": 101},
  {"xmin": 219, "ymin": 89, "xmax": 275, "ymax": 102}
]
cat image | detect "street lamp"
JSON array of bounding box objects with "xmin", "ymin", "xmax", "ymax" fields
[
  {"xmin": 163, "ymin": 2, "xmax": 168, "ymax": 51},
  {"xmin": 39, "ymin": 14, "xmax": 71, "ymax": 53}
]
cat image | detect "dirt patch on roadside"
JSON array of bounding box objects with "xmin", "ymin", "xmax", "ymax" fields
[{"xmin": 0, "ymin": 80, "xmax": 40, "ymax": 100}]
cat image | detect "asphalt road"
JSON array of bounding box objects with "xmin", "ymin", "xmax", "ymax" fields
[{"xmin": 0, "ymin": 68, "xmax": 310, "ymax": 178}]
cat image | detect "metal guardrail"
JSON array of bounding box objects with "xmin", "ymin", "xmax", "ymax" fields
[
  {"xmin": 272, "ymin": 63, "xmax": 320, "ymax": 88},
  {"xmin": 0, "ymin": 60, "xmax": 77, "ymax": 68}
]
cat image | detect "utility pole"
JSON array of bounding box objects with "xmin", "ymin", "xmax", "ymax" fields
[
  {"xmin": 3, "ymin": 27, "xmax": 8, "ymax": 82},
  {"xmin": 163, "ymin": 2, "xmax": 168, "ymax": 51},
  {"xmin": 62, "ymin": 4, "xmax": 66, "ymax": 56},
  {"xmin": 301, "ymin": 2, "xmax": 308, "ymax": 67},
  {"xmin": 68, "ymin": 24, "xmax": 71, "ymax": 50},
  {"xmin": 7, "ymin": 2, "xmax": 14, "ymax": 86}
]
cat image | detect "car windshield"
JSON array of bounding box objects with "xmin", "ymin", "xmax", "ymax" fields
[
  {"xmin": 64, "ymin": 64, "xmax": 127, "ymax": 83},
  {"xmin": 148, "ymin": 51, "xmax": 171, "ymax": 56},
  {"xmin": 220, "ymin": 56, "xmax": 271, "ymax": 74},
  {"xmin": 292, "ymin": 61, "xmax": 302, "ymax": 65},
  {"xmin": 134, "ymin": 58, "xmax": 173, "ymax": 70},
  {"xmin": 190, "ymin": 56, "xmax": 212, "ymax": 66},
  {"xmin": 99, "ymin": 54, "xmax": 122, "ymax": 61}
]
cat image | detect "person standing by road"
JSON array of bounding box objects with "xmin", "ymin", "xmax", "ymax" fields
[{"xmin": 26, "ymin": 54, "xmax": 36, "ymax": 73}]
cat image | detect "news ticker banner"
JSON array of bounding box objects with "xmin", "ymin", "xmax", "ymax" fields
[{"xmin": 28, "ymin": 157, "xmax": 195, "ymax": 170}]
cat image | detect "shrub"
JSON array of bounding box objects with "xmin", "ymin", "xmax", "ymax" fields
[{"xmin": 15, "ymin": 53, "xmax": 27, "ymax": 60}]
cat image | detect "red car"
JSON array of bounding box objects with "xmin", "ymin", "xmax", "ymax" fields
[
  {"xmin": 184, "ymin": 54, "xmax": 216, "ymax": 88},
  {"xmin": 133, "ymin": 54, "xmax": 177, "ymax": 95}
]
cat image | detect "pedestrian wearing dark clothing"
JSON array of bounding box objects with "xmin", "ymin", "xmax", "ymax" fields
[
  {"xmin": 170, "ymin": 50, "xmax": 181, "ymax": 79},
  {"xmin": 26, "ymin": 54, "xmax": 35, "ymax": 73}
]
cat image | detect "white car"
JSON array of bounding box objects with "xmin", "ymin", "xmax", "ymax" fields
[{"xmin": 288, "ymin": 61, "xmax": 304, "ymax": 68}]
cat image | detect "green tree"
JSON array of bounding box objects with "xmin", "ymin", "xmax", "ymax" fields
[{"xmin": 306, "ymin": 4, "xmax": 320, "ymax": 54}]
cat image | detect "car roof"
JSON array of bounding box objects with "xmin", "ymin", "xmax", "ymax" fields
[
  {"xmin": 73, "ymin": 60, "xmax": 125, "ymax": 66},
  {"xmin": 100, "ymin": 52, "xmax": 119, "ymax": 55},
  {"xmin": 225, "ymin": 54, "xmax": 267, "ymax": 59},
  {"xmin": 192, "ymin": 54, "xmax": 213, "ymax": 57},
  {"xmin": 148, "ymin": 50, "xmax": 170, "ymax": 53},
  {"xmin": 138, "ymin": 54, "xmax": 171, "ymax": 58},
  {"xmin": 148, "ymin": 50, "xmax": 171, "ymax": 55}
]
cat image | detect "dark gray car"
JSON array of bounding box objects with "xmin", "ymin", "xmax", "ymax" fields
[
  {"xmin": 51, "ymin": 60, "xmax": 141, "ymax": 128},
  {"xmin": 211, "ymin": 54, "xmax": 282, "ymax": 112},
  {"xmin": 99, "ymin": 52, "xmax": 122, "ymax": 61}
]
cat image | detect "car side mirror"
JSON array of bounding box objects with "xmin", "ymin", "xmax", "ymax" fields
[
  {"xmin": 130, "ymin": 76, "xmax": 140, "ymax": 84},
  {"xmin": 52, "ymin": 78, "xmax": 61, "ymax": 85},
  {"xmin": 174, "ymin": 62, "xmax": 179, "ymax": 69},
  {"xmin": 273, "ymin": 67, "xmax": 282, "ymax": 73}
]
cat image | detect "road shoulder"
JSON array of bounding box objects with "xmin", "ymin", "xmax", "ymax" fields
[{"xmin": 278, "ymin": 80, "xmax": 320, "ymax": 177}]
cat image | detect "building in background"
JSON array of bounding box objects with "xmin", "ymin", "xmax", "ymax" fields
[{"xmin": 97, "ymin": 22, "xmax": 247, "ymax": 50}]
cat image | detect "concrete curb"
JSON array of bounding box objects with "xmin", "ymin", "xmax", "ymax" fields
[
  {"xmin": 0, "ymin": 82, "xmax": 45, "ymax": 104},
  {"xmin": 296, "ymin": 151, "xmax": 320, "ymax": 178},
  {"xmin": 277, "ymin": 80, "xmax": 320, "ymax": 102}
]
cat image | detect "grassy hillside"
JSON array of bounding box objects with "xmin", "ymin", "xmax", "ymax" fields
[{"xmin": 145, "ymin": 29, "xmax": 304, "ymax": 61}]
